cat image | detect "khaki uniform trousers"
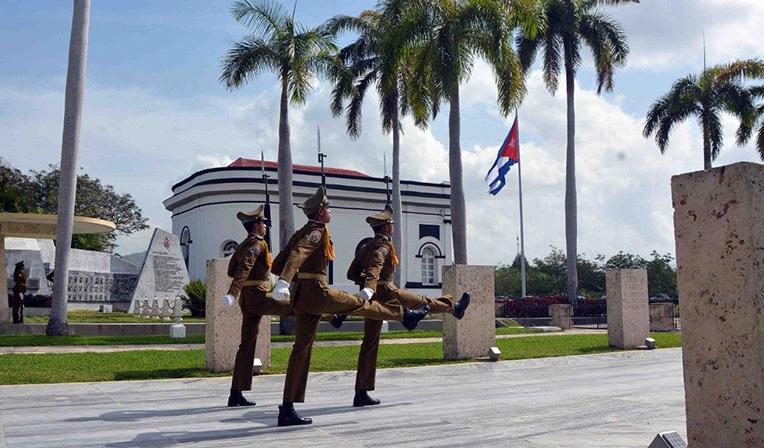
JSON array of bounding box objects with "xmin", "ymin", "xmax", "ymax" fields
[
  {"xmin": 231, "ymin": 285, "xmax": 293, "ymax": 391},
  {"xmin": 283, "ymin": 279, "xmax": 404, "ymax": 403},
  {"xmin": 355, "ymin": 284, "xmax": 454, "ymax": 391}
]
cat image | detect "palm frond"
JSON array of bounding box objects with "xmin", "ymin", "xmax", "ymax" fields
[
  {"xmin": 231, "ymin": 0, "xmax": 285, "ymax": 38},
  {"xmin": 219, "ymin": 36, "xmax": 280, "ymax": 88}
]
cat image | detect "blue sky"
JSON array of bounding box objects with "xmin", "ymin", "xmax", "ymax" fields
[{"xmin": 2, "ymin": 0, "xmax": 763, "ymax": 263}]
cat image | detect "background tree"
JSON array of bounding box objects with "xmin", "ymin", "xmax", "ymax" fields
[
  {"xmin": 220, "ymin": 0, "xmax": 336, "ymax": 250},
  {"xmin": 405, "ymin": 0, "xmax": 536, "ymax": 264},
  {"xmin": 644, "ymin": 59, "xmax": 761, "ymax": 170},
  {"xmin": 0, "ymin": 162, "xmax": 148, "ymax": 252},
  {"xmin": 516, "ymin": 0, "xmax": 637, "ymax": 303},
  {"xmin": 327, "ymin": 2, "xmax": 413, "ymax": 284}
]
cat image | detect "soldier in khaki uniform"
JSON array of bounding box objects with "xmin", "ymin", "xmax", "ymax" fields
[
  {"xmin": 12, "ymin": 261, "xmax": 27, "ymax": 324},
  {"xmin": 341, "ymin": 206, "xmax": 471, "ymax": 407},
  {"xmin": 220, "ymin": 205, "xmax": 293, "ymax": 407},
  {"xmin": 271, "ymin": 187, "xmax": 430, "ymax": 427}
]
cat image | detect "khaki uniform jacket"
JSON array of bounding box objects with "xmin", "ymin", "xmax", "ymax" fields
[
  {"xmin": 348, "ymin": 234, "xmax": 395, "ymax": 291},
  {"xmin": 13, "ymin": 270, "xmax": 27, "ymax": 294},
  {"xmin": 226, "ymin": 234, "xmax": 270, "ymax": 297},
  {"xmin": 272, "ymin": 220, "xmax": 330, "ymax": 280}
]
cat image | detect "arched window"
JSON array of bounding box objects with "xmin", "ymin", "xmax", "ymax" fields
[
  {"xmin": 180, "ymin": 226, "xmax": 192, "ymax": 268},
  {"xmin": 221, "ymin": 240, "xmax": 238, "ymax": 258},
  {"xmin": 421, "ymin": 246, "xmax": 437, "ymax": 285}
]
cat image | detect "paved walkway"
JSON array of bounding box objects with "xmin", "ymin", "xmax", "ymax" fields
[
  {"xmin": 0, "ymin": 348, "xmax": 686, "ymax": 447},
  {"xmin": 0, "ymin": 329, "xmax": 606, "ymax": 355}
]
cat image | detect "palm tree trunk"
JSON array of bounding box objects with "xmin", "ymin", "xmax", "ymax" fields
[
  {"xmin": 564, "ymin": 59, "xmax": 578, "ymax": 304},
  {"xmin": 47, "ymin": 0, "xmax": 91, "ymax": 336},
  {"xmin": 277, "ymin": 77, "xmax": 295, "ymax": 249},
  {"xmin": 449, "ymin": 81, "xmax": 468, "ymax": 265},
  {"xmin": 702, "ymin": 112, "xmax": 712, "ymax": 170},
  {"xmin": 278, "ymin": 76, "xmax": 296, "ymax": 335},
  {"xmin": 391, "ymin": 105, "xmax": 403, "ymax": 286}
]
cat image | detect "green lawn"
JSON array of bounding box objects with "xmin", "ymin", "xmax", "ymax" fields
[
  {"xmin": 24, "ymin": 310, "xmax": 206, "ymax": 324},
  {"xmin": 0, "ymin": 332, "xmax": 682, "ymax": 385}
]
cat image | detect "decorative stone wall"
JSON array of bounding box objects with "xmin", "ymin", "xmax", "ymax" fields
[
  {"xmin": 606, "ymin": 269, "xmax": 649, "ymax": 349},
  {"xmin": 672, "ymin": 162, "xmax": 764, "ymax": 447},
  {"xmin": 205, "ymin": 258, "xmax": 270, "ymax": 372},
  {"xmin": 442, "ymin": 265, "xmax": 495, "ymax": 360}
]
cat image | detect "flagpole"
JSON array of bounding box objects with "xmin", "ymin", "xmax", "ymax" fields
[{"xmin": 516, "ymin": 111, "xmax": 527, "ymax": 298}]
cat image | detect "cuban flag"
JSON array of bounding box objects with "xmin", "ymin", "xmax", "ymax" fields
[{"xmin": 485, "ymin": 115, "xmax": 519, "ymax": 195}]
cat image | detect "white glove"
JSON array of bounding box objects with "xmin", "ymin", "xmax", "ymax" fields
[
  {"xmin": 273, "ymin": 279, "xmax": 291, "ymax": 301},
  {"xmin": 360, "ymin": 288, "xmax": 374, "ymax": 301},
  {"xmin": 221, "ymin": 294, "xmax": 235, "ymax": 308}
]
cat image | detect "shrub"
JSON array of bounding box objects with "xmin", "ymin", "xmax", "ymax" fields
[
  {"xmin": 182, "ymin": 280, "xmax": 206, "ymax": 317},
  {"xmin": 504, "ymin": 296, "xmax": 568, "ymax": 318}
]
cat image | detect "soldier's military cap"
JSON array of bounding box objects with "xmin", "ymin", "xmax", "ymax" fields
[
  {"xmin": 366, "ymin": 205, "xmax": 395, "ymax": 227},
  {"xmin": 297, "ymin": 186, "xmax": 330, "ymax": 215},
  {"xmin": 14, "ymin": 261, "xmax": 25, "ymax": 267},
  {"xmin": 236, "ymin": 204, "xmax": 269, "ymax": 224}
]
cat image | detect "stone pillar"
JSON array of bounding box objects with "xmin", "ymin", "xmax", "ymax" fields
[
  {"xmin": 648, "ymin": 303, "xmax": 675, "ymax": 332},
  {"xmin": 672, "ymin": 162, "xmax": 764, "ymax": 448},
  {"xmin": 442, "ymin": 265, "xmax": 495, "ymax": 360},
  {"xmin": 0, "ymin": 235, "xmax": 8, "ymax": 323},
  {"xmin": 549, "ymin": 304, "xmax": 572, "ymax": 330},
  {"xmin": 605, "ymin": 269, "xmax": 649, "ymax": 349},
  {"xmin": 205, "ymin": 258, "xmax": 270, "ymax": 372}
]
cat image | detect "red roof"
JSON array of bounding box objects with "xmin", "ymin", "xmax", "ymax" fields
[{"xmin": 228, "ymin": 157, "xmax": 369, "ymax": 178}]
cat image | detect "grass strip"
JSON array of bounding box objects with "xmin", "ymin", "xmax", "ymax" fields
[
  {"xmin": 0, "ymin": 333, "xmax": 681, "ymax": 385},
  {"xmin": 24, "ymin": 310, "xmax": 205, "ymax": 324}
]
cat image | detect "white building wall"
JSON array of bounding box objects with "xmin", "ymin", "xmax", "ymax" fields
[{"xmin": 165, "ymin": 163, "xmax": 452, "ymax": 296}]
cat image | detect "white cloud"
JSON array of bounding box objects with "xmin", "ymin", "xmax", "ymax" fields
[{"xmin": 611, "ymin": 0, "xmax": 764, "ymax": 71}]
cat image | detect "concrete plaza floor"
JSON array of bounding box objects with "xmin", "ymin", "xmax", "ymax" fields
[{"xmin": 0, "ymin": 348, "xmax": 687, "ymax": 447}]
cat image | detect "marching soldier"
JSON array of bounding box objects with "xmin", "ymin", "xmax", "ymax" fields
[
  {"xmin": 341, "ymin": 206, "xmax": 471, "ymax": 407},
  {"xmin": 221, "ymin": 205, "xmax": 293, "ymax": 407},
  {"xmin": 12, "ymin": 261, "xmax": 27, "ymax": 324},
  {"xmin": 271, "ymin": 187, "xmax": 430, "ymax": 427}
]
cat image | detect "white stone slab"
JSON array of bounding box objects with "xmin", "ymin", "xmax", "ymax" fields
[
  {"xmin": 128, "ymin": 228, "xmax": 189, "ymax": 313},
  {"xmin": 606, "ymin": 269, "xmax": 649, "ymax": 349},
  {"xmin": 442, "ymin": 265, "xmax": 496, "ymax": 360}
]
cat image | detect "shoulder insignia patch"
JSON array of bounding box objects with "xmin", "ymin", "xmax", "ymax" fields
[
  {"xmin": 378, "ymin": 246, "xmax": 389, "ymax": 256},
  {"xmin": 309, "ymin": 229, "xmax": 323, "ymax": 243},
  {"xmin": 250, "ymin": 244, "xmax": 262, "ymax": 256}
]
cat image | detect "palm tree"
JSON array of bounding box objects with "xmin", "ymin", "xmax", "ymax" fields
[
  {"xmin": 48, "ymin": 0, "xmax": 91, "ymax": 336},
  {"xmin": 516, "ymin": 0, "xmax": 636, "ymax": 303},
  {"xmin": 220, "ymin": 0, "xmax": 336, "ymax": 251},
  {"xmin": 404, "ymin": 0, "xmax": 537, "ymax": 265},
  {"xmin": 644, "ymin": 60, "xmax": 761, "ymax": 170},
  {"xmin": 327, "ymin": 2, "xmax": 414, "ymax": 284}
]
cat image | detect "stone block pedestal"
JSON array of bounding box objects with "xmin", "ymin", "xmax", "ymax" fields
[
  {"xmin": 205, "ymin": 258, "xmax": 270, "ymax": 372},
  {"xmin": 549, "ymin": 304, "xmax": 572, "ymax": 330},
  {"xmin": 672, "ymin": 162, "xmax": 764, "ymax": 447},
  {"xmin": 648, "ymin": 303, "xmax": 675, "ymax": 332},
  {"xmin": 606, "ymin": 269, "xmax": 649, "ymax": 349},
  {"xmin": 170, "ymin": 324, "xmax": 186, "ymax": 338},
  {"xmin": 442, "ymin": 265, "xmax": 495, "ymax": 360}
]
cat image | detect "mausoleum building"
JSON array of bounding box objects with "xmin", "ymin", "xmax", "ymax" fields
[{"xmin": 163, "ymin": 158, "xmax": 453, "ymax": 295}]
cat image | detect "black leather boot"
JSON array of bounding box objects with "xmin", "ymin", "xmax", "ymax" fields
[
  {"xmin": 402, "ymin": 304, "xmax": 430, "ymax": 331},
  {"xmin": 453, "ymin": 292, "xmax": 471, "ymax": 320},
  {"xmin": 227, "ymin": 388, "xmax": 256, "ymax": 407},
  {"xmin": 277, "ymin": 402, "xmax": 313, "ymax": 427},
  {"xmin": 330, "ymin": 314, "xmax": 348, "ymax": 329},
  {"xmin": 353, "ymin": 390, "xmax": 381, "ymax": 407}
]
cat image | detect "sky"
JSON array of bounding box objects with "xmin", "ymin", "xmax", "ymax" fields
[{"xmin": 1, "ymin": 0, "xmax": 763, "ymax": 265}]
